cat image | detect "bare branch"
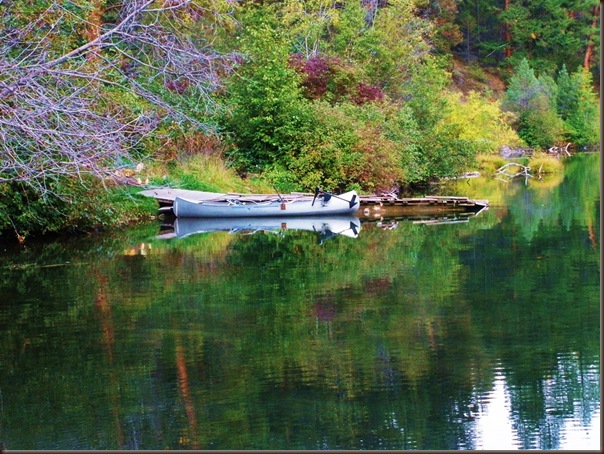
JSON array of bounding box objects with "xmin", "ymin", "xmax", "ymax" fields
[{"xmin": 0, "ymin": 0, "xmax": 241, "ymax": 199}]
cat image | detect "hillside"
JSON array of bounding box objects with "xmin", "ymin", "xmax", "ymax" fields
[{"xmin": 450, "ymin": 59, "xmax": 507, "ymax": 99}]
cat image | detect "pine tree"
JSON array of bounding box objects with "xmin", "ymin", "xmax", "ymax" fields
[
  {"xmin": 504, "ymin": 59, "xmax": 564, "ymax": 148},
  {"xmin": 503, "ymin": 58, "xmax": 542, "ymax": 111},
  {"xmin": 563, "ymin": 68, "xmax": 600, "ymax": 147},
  {"xmin": 456, "ymin": 0, "xmax": 600, "ymax": 74},
  {"xmin": 556, "ymin": 64, "xmax": 576, "ymax": 120}
]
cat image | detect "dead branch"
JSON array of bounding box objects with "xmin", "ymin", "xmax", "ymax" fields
[
  {"xmin": 494, "ymin": 162, "xmax": 533, "ymax": 182},
  {"xmin": 0, "ymin": 0, "xmax": 241, "ymax": 199},
  {"xmin": 548, "ymin": 143, "xmax": 571, "ymax": 156}
]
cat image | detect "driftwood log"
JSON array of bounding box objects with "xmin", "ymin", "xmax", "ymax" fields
[
  {"xmin": 548, "ymin": 143, "xmax": 571, "ymax": 156},
  {"xmin": 494, "ymin": 162, "xmax": 532, "ymax": 182}
]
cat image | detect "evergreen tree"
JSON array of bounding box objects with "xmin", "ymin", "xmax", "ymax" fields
[
  {"xmin": 456, "ymin": 0, "xmax": 600, "ymax": 77},
  {"xmin": 503, "ymin": 58, "xmax": 564, "ymax": 148},
  {"xmin": 556, "ymin": 64, "xmax": 576, "ymax": 120},
  {"xmin": 219, "ymin": 8, "xmax": 314, "ymax": 172},
  {"xmin": 562, "ymin": 68, "xmax": 600, "ymax": 147},
  {"xmin": 503, "ymin": 58, "xmax": 544, "ymax": 111}
]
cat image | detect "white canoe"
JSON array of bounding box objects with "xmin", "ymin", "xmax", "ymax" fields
[
  {"xmin": 171, "ymin": 215, "xmax": 361, "ymax": 239},
  {"xmin": 173, "ymin": 190, "xmax": 360, "ymax": 218}
]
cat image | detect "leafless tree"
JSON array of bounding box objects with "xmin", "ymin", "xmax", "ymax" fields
[{"xmin": 0, "ymin": 0, "xmax": 240, "ymax": 198}]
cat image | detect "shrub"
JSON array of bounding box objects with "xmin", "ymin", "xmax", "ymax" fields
[
  {"xmin": 477, "ymin": 155, "xmax": 507, "ymax": 174},
  {"xmin": 264, "ymin": 101, "xmax": 404, "ymax": 193},
  {"xmin": 527, "ymin": 152, "xmax": 563, "ymax": 175},
  {"xmin": 219, "ymin": 11, "xmax": 315, "ymax": 172},
  {"xmin": 441, "ymin": 91, "xmax": 523, "ymax": 154},
  {"xmin": 516, "ymin": 99, "xmax": 564, "ymax": 150},
  {"xmin": 344, "ymin": 124, "xmax": 403, "ymax": 192},
  {"xmin": 421, "ymin": 126, "xmax": 480, "ymax": 179},
  {"xmin": 0, "ymin": 177, "xmax": 155, "ymax": 241}
]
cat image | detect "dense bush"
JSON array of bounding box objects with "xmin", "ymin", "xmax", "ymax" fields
[
  {"xmin": 441, "ymin": 91, "xmax": 523, "ymax": 154},
  {"xmin": 0, "ymin": 179, "xmax": 155, "ymax": 241},
  {"xmin": 2, "ymin": 1, "xmax": 600, "ymax": 240},
  {"xmin": 218, "ymin": 10, "xmax": 315, "ymax": 173},
  {"xmin": 262, "ymin": 101, "xmax": 405, "ymax": 193}
]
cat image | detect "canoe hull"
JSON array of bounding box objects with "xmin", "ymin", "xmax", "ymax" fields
[{"xmin": 173, "ymin": 191, "xmax": 360, "ymax": 218}]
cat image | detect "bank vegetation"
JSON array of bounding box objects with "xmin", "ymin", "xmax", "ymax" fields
[{"xmin": 0, "ymin": 0, "xmax": 600, "ymax": 240}]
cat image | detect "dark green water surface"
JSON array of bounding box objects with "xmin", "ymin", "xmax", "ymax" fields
[{"xmin": 0, "ymin": 154, "xmax": 599, "ymax": 450}]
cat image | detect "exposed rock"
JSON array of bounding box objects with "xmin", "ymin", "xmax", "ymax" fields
[{"xmin": 500, "ymin": 145, "xmax": 533, "ymax": 158}]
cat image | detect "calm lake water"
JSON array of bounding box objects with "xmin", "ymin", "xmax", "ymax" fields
[{"xmin": 0, "ymin": 153, "xmax": 599, "ymax": 450}]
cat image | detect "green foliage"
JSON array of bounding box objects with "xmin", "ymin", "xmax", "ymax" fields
[
  {"xmin": 503, "ymin": 59, "xmax": 598, "ymax": 149},
  {"xmin": 516, "ymin": 105, "xmax": 564, "ymax": 150},
  {"xmin": 518, "ymin": 98, "xmax": 563, "ymax": 149},
  {"xmin": 476, "ymin": 154, "xmax": 507, "ymax": 174},
  {"xmin": 0, "ymin": 178, "xmax": 156, "ymax": 241},
  {"xmin": 329, "ymin": 1, "xmax": 367, "ymax": 60},
  {"xmin": 263, "ymin": 101, "xmax": 407, "ymax": 193},
  {"xmin": 423, "ymin": 0, "xmax": 463, "ymax": 53},
  {"xmin": 264, "ymin": 101, "xmax": 365, "ymax": 192},
  {"xmin": 353, "ymin": 0, "xmax": 434, "ymax": 92},
  {"xmin": 503, "ymin": 59, "xmax": 564, "ymax": 149},
  {"xmin": 219, "ymin": 7, "xmax": 314, "ymax": 172},
  {"xmin": 383, "ymin": 104, "xmax": 425, "ymax": 184},
  {"xmin": 441, "ymin": 91, "xmax": 523, "ymax": 154},
  {"xmin": 528, "ymin": 152, "xmax": 563, "ymax": 175},
  {"xmin": 556, "ymin": 64, "xmax": 575, "ymax": 117},
  {"xmin": 457, "ymin": 0, "xmax": 600, "ymax": 74},
  {"xmin": 557, "ymin": 67, "xmax": 600, "ymax": 147},
  {"xmin": 401, "ymin": 57, "xmax": 452, "ymax": 130},
  {"xmin": 504, "ymin": 58, "xmax": 544, "ymax": 111},
  {"xmin": 422, "ymin": 123, "xmax": 479, "ymax": 179}
]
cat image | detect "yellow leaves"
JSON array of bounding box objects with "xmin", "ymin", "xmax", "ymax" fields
[
  {"xmin": 278, "ymin": 0, "xmax": 342, "ymax": 41},
  {"xmin": 439, "ymin": 91, "xmax": 523, "ymax": 154}
]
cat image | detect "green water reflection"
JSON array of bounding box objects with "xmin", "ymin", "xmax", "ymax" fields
[{"xmin": 0, "ymin": 154, "xmax": 599, "ymax": 450}]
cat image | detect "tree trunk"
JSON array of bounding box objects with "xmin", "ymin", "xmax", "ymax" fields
[
  {"xmin": 503, "ymin": 0, "xmax": 512, "ymax": 58},
  {"xmin": 583, "ymin": 4, "xmax": 599, "ymax": 70}
]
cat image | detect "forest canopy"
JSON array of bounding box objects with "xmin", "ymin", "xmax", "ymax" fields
[{"xmin": 0, "ymin": 0, "xmax": 600, "ymax": 238}]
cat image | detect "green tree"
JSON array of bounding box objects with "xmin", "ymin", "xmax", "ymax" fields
[
  {"xmin": 503, "ymin": 58, "xmax": 563, "ymax": 148},
  {"xmin": 555, "ymin": 64, "xmax": 576, "ymax": 117},
  {"xmin": 456, "ymin": 0, "xmax": 600, "ymax": 77},
  {"xmin": 455, "ymin": 0, "xmax": 502, "ymax": 64},
  {"xmin": 219, "ymin": 8, "xmax": 314, "ymax": 173},
  {"xmin": 560, "ymin": 68, "xmax": 600, "ymax": 147},
  {"xmin": 422, "ymin": 0, "xmax": 464, "ymax": 54}
]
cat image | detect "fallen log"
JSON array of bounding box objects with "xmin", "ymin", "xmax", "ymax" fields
[{"xmin": 495, "ymin": 162, "xmax": 532, "ymax": 181}]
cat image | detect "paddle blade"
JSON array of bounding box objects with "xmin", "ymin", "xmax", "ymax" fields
[
  {"xmin": 349, "ymin": 194, "xmax": 358, "ymax": 209},
  {"xmin": 312, "ymin": 186, "xmax": 320, "ymax": 206}
]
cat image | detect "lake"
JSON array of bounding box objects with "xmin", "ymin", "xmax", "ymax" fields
[{"xmin": 0, "ymin": 153, "xmax": 599, "ymax": 450}]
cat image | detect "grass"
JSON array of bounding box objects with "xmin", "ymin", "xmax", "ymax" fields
[
  {"xmin": 476, "ymin": 154, "xmax": 507, "ymax": 174},
  {"xmin": 147, "ymin": 154, "xmax": 275, "ymax": 194},
  {"xmin": 527, "ymin": 152, "xmax": 564, "ymax": 175}
]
